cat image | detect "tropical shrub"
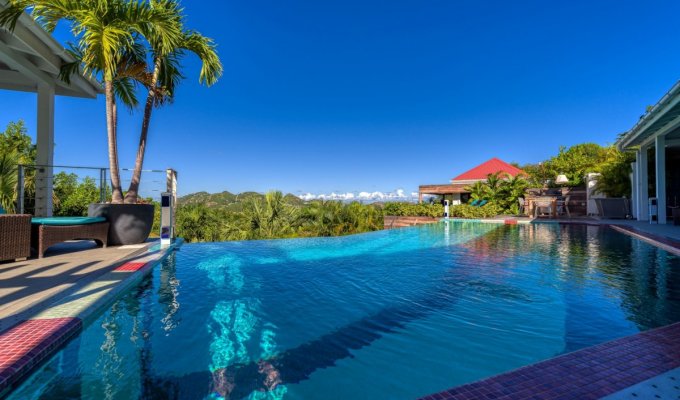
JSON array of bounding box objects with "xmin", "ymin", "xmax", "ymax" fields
[
  {"xmin": 382, "ymin": 202, "xmax": 501, "ymax": 219},
  {"xmin": 53, "ymin": 173, "xmax": 101, "ymax": 216},
  {"xmin": 382, "ymin": 202, "xmax": 443, "ymax": 217},
  {"xmin": 464, "ymin": 172, "xmax": 529, "ymax": 215},
  {"xmin": 0, "ymin": 121, "xmax": 35, "ymax": 212},
  {"xmin": 175, "ymin": 192, "xmax": 384, "ymax": 243},
  {"xmin": 593, "ymin": 147, "xmax": 635, "ymax": 198}
]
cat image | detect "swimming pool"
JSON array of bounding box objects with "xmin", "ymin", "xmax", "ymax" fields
[{"xmin": 9, "ymin": 221, "xmax": 680, "ymax": 399}]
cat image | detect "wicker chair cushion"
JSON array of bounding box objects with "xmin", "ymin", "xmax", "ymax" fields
[{"xmin": 31, "ymin": 216, "xmax": 106, "ymax": 226}]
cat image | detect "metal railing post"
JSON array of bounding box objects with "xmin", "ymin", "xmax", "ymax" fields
[
  {"xmin": 17, "ymin": 165, "xmax": 25, "ymax": 214},
  {"xmin": 166, "ymin": 168, "xmax": 177, "ymax": 236},
  {"xmin": 99, "ymin": 168, "xmax": 107, "ymax": 203}
]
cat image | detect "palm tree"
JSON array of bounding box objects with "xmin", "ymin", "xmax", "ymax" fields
[
  {"xmin": 0, "ymin": 0, "xmax": 181, "ymax": 203},
  {"xmin": 465, "ymin": 181, "xmax": 487, "ymax": 201},
  {"xmin": 124, "ymin": 0, "xmax": 222, "ymax": 204}
]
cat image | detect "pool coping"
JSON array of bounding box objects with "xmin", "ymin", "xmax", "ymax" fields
[
  {"xmin": 419, "ymin": 322, "xmax": 680, "ymax": 400},
  {"xmin": 420, "ymin": 220, "xmax": 680, "ymax": 400},
  {"xmin": 0, "ymin": 239, "xmax": 182, "ymax": 398}
]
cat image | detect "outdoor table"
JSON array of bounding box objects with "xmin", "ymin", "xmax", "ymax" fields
[{"xmin": 527, "ymin": 197, "xmax": 558, "ymax": 218}]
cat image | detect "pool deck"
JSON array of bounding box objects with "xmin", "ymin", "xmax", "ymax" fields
[{"xmin": 0, "ymin": 239, "xmax": 181, "ymax": 398}]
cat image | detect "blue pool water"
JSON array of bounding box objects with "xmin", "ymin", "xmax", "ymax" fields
[{"xmin": 9, "ymin": 222, "xmax": 680, "ymax": 399}]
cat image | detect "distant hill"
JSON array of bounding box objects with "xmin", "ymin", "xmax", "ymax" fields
[{"xmin": 178, "ymin": 190, "xmax": 303, "ymax": 210}]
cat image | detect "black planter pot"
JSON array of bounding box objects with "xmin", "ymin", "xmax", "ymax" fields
[{"xmin": 88, "ymin": 203, "xmax": 155, "ymax": 245}]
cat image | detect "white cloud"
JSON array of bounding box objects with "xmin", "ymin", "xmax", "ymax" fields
[{"xmin": 298, "ymin": 189, "xmax": 428, "ymax": 203}]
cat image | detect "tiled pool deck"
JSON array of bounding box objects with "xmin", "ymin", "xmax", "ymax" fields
[{"xmin": 0, "ymin": 240, "xmax": 181, "ymax": 398}]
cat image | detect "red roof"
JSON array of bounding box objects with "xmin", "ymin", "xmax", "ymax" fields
[{"xmin": 452, "ymin": 157, "xmax": 526, "ymax": 182}]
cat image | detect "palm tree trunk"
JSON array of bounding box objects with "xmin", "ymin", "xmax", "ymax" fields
[
  {"xmin": 105, "ymin": 80, "xmax": 124, "ymax": 203},
  {"xmin": 125, "ymin": 58, "xmax": 161, "ymax": 204}
]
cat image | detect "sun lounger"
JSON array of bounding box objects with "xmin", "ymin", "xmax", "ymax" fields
[{"xmin": 31, "ymin": 217, "xmax": 109, "ymax": 258}]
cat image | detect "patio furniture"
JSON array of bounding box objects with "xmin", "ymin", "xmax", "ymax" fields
[
  {"xmin": 31, "ymin": 217, "xmax": 109, "ymax": 258},
  {"xmin": 477, "ymin": 200, "xmax": 488, "ymax": 207},
  {"xmin": 527, "ymin": 197, "xmax": 558, "ymax": 218},
  {"xmin": 557, "ymin": 195, "xmax": 571, "ymax": 218},
  {"xmin": 0, "ymin": 214, "xmax": 31, "ymax": 262},
  {"xmin": 532, "ymin": 197, "xmax": 557, "ymax": 218},
  {"xmin": 594, "ymin": 198, "xmax": 631, "ymax": 219},
  {"xmin": 468, "ymin": 199, "xmax": 480, "ymax": 206}
]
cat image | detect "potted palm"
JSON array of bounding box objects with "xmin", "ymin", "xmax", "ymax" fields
[{"xmin": 2, "ymin": 0, "xmax": 221, "ymax": 245}]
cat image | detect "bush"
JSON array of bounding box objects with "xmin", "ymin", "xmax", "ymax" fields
[
  {"xmin": 382, "ymin": 202, "xmax": 443, "ymax": 217},
  {"xmin": 382, "ymin": 202, "xmax": 501, "ymax": 219}
]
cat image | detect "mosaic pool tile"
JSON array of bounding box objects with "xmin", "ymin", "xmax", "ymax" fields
[
  {"xmin": 0, "ymin": 318, "xmax": 81, "ymax": 395},
  {"xmin": 419, "ymin": 322, "xmax": 680, "ymax": 400}
]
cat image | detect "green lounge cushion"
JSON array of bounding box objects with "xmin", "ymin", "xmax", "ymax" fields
[{"xmin": 31, "ymin": 216, "xmax": 106, "ymax": 226}]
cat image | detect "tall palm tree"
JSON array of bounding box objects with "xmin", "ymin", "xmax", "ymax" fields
[
  {"xmin": 0, "ymin": 0, "xmax": 180, "ymax": 203},
  {"xmin": 124, "ymin": 0, "xmax": 222, "ymax": 204}
]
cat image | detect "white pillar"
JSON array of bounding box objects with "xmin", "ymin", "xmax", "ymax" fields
[
  {"xmin": 655, "ymin": 135, "xmax": 667, "ymax": 224},
  {"xmin": 630, "ymin": 161, "xmax": 637, "ymax": 219},
  {"xmin": 35, "ymin": 84, "xmax": 54, "ymax": 217},
  {"xmin": 638, "ymin": 147, "xmax": 649, "ymax": 221}
]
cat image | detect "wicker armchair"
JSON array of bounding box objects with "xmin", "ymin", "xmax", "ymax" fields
[{"xmin": 0, "ymin": 214, "xmax": 31, "ymax": 262}]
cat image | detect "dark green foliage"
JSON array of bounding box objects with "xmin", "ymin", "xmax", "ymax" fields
[
  {"xmin": 382, "ymin": 202, "xmax": 501, "ymax": 218},
  {"xmin": 175, "ymin": 191, "xmax": 384, "ymax": 243},
  {"xmin": 0, "ymin": 121, "xmax": 36, "ymax": 212},
  {"xmin": 53, "ymin": 173, "xmax": 101, "ymax": 216},
  {"xmin": 465, "ymin": 172, "xmax": 529, "ymax": 215},
  {"xmin": 593, "ymin": 147, "xmax": 636, "ymax": 198},
  {"xmin": 520, "ymin": 143, "xmax": 633, "ymax": 191}
]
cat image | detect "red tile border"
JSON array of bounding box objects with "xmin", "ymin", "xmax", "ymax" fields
[
  {"xmin": 0, "ymin": 318, "xmax": 82, "ymax": 395},
  {"xmin": 418, "ymin": 322, "xmax": 680, "ymax": 400},
  {"xmin": 114, "ymin": 261, "xmax": 148, "ymax": 272}
]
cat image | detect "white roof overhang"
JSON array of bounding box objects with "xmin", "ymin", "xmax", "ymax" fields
[
  {"xmin": 616, "ymin": 80, "xmax": 680, "ymax": 150},
  {"xmin": 0, "ymin": 0, "xmax": 102, "ymax": 98}
]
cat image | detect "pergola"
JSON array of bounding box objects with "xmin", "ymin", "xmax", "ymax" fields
[
  {"xmin": 617, "ymin": 80, "xmax": 680, "ymax": 224},
  {"xmin": 0, "ymin": 0, "xmax": 101, "ymax": 216}
]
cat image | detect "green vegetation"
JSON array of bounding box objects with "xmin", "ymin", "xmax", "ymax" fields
[
  {"xmin": 383, "ymin": 202, "xmax": 501, "ymax": 218},
  {"xmin": 465, "ymin": 173, "xmax": 529, "ymax": 214},
  {"xmin": 176, "ymin": 191, "xmax": 383, "ymax": 242},
  {"xmin": 520, "ymin": 143, "xmax": 634, "ymax": 194},
  {"xmin": 53, "ymin": 173, "xmax": 102, "ymax": 216},
  {"xmin": 0, "ymin": 121, "xmax": 35, "ymax": 212}
]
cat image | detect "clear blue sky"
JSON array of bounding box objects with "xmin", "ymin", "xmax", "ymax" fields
[{"xmin": 2, "ymin": 0, "xmax": 680, "ymax": 197}]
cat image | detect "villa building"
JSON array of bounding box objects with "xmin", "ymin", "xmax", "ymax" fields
[
  {"xmin": 418, "ymin": 157, "xmax": 526, "ymax": 204},
  {"xmin": 617, "ymin": 81, "xmax": 680, "ymax": 224}
]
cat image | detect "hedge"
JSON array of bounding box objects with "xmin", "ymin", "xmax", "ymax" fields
[{"xmin": 382, "ymin": 202, "xmax": 501, "ymax": 219}]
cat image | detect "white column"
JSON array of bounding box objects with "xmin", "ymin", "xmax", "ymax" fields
[
  {"xmin": 638, "ymin": 147, "xmax": 649, "ymax": 221},
  {"xmin": 655, "ymin": 135, "xmax": 667, "ymax": 223},
  {"xmin": 630, "ymin": 161, "xmax": 637, "ymax": 219},
  {"xmin": 35, "ymin": 84, "xmax": 54, "ymax": 217}
]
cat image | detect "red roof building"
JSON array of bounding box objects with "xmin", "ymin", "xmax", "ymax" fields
[
  {"xmin": 418, "ymin": 158, "xmax": 526, "ymax": 204},
  {"xmin": 451, "ymin": 157, "xmax": 526, "ymax": 183}
]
